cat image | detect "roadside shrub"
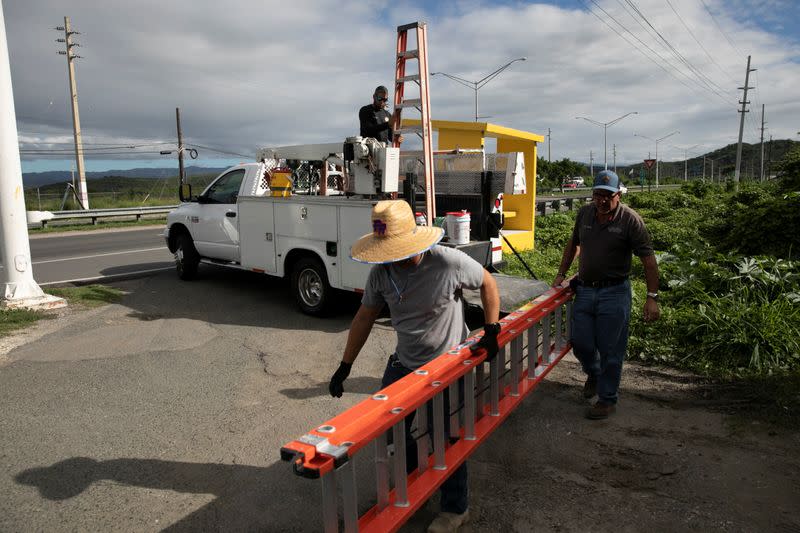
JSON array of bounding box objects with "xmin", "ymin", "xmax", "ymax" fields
[
  {"xmin": 716, "ymin": 190, "xmax": 800, "ymax": 258},
  {"xmin": 534, "ymin": 212, "xmax": 575, "ymax": 249}
]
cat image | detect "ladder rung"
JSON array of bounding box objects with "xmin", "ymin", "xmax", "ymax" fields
[
  {"xmin": 396, "ymin": 99, "xmax": 422, "ymax": 108},
  {"xmin": 396, "ymin": 74, "xmax": 421, "ymax": 83},
  {"xmin": 398, "ymin": 50, "xmax": 419, "ymax": 59},
  {"xmin": 396, "ymin": 125, "xmax": 424, "ymax": 135}
]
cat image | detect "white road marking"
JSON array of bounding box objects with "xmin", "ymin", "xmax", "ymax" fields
[
  {"xmin": 32, "ymin": 247, "xmax": 167, "ymax": 265},
  {"xmin": 37, "ymin": 267, "xmax": 174, "ymax": 286}
]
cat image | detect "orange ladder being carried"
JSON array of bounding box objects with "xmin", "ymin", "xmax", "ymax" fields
[
  {"xmin": 281, "ymin": 284, "xmax": 576, "ymax": 532},
  {"xmin": 392, "ymin": 22, "xmax": 436, "ymax": 226}
]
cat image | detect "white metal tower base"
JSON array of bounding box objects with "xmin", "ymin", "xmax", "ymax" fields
[
  {"xmin": 0, "ymin": 3, "xmax": 65, "ymax": 312},
  {"xmin": 1, "ymin": 284, "xmax": 66, "ymax": 311}
]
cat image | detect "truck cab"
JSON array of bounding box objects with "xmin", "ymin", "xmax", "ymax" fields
[{"xmin": 165, "ymin": 163, "xmax": 265, "ymax": 275}]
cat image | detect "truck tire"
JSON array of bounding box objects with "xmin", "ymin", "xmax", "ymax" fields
[
  {"xmin": 175, "ymin": 233, "xmax": 200, "ymax": 280},
  {"xmin": 291, "ymin": 257, "xmax": 331, "ymax": 316}
]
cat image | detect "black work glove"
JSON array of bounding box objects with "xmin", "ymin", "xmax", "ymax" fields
[
  {"xmin": 328, "ymin": 361, "xmax": 352, "ymax": 398},
  {"xmin": 470, "ymin": 323, "xmax": 501, "ymax": 362}
]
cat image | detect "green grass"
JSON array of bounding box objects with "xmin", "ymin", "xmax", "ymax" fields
[
  {"xmin": 0, "ymin": 307, "xmax": 50, "ymax": 337},
  {"xmin": 0, "ymin": 285, "xmax": 124, "ymax": 338},
  {"xmin": 45, "ymin": 285, "xmax": 124, "ymax": 308}
]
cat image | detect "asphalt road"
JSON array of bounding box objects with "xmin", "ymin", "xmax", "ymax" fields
[{"xmin": 28, "ymin": 226, "xmax": 174, "ymax": 285}]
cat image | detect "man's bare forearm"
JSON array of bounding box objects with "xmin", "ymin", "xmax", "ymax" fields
[
  {"xmin": 480, "ymin": 270, "xmax": 500, "ymax": 324},
  {"xmin": 342, "ymin": 304, "xmax": 381, "ymax": 364},
  {"xmin": 641, "ymin": 254, "xmax": 660, "ymax": 292}
]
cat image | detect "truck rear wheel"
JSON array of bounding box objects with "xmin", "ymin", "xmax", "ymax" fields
[
  {"xmin": 175, "ymin": 233, "xmax": 200, "ymax": 280},
  {"xmin": 291, "ymin": 257, "xmax": 331, "ymax": 316}
]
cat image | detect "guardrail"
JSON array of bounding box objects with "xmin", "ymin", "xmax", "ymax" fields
[
  {"xmin": 30, "ymin": 205, "xmax": 177, "ymax": 228},
  {"xmin": 281, "ymin": 284, "xmax": 574, "ymax": 532}
]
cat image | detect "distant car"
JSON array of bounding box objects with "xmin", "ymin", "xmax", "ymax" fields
[
  {"xmin": 562, "ymin": 181, "xmax": 578, "ymax": 189},
  {"xmin": 570, "ymin": 177, "xmax": 585, "ymax": 187}
]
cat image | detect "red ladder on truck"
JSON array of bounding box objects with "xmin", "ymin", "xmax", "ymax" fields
[{"xmin": 392, "ymin": 21, "xmax": 436, "ymax": 226}]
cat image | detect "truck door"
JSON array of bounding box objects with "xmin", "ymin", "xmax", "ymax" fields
[{"xmin": 193, "ymin": 168, "xmax": 245, "ymax": 262}]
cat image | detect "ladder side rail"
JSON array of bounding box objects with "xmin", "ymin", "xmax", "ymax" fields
[
  {"xmin": 415, "ymin": 23, "xmax": 436, "ymax": 225},
  {"xmin": 280, "ymin": 286, "xmax": 573, "ymax": 469},
  {"xmin": 392, "ymin": 29, "xmax": 408, "ymax": 149}
]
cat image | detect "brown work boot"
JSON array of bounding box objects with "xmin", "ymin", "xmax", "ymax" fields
[
  {"xmin": 582, "ymin": 376, "xmax": 597, "ymax": 399},
  {"xmin": 585, "ymin": 401, "xmax": 616, "ymax": 420},
  {"xmin": 427, "ymin": 510, "xmax": 470, "ymax": 532}
]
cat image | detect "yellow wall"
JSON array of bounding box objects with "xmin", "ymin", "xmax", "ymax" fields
[{"xmin": 404, "ymin": 119, "xmax": 542, "ymax": 252}]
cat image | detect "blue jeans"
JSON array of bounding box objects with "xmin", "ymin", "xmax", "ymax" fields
[
  {"xmin": 570, "ymin": 280, "xmax": 632, "ymax": 405},
  {"xmin": 381, "ymin": 356, "xmax": 469, "ymax": 514}
]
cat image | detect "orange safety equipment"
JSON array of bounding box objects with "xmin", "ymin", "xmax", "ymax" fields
[{"xmin": 281, "ymin": 282, "xmax": 575, "ymax": 533}]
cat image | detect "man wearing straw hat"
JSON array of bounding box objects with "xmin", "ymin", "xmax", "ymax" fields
[{"xmin": 328, "ymin": 200, "xmax": 500, "ymax": 533}]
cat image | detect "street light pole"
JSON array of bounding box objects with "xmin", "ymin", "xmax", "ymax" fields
[
  {"xmin": 635, "ymin": 130, "xmax": 679, "ymax": 187},
  {"xmin": 575, "ymin": 112, "xmax": 638, "ymax": 170},
  {"xmin": 672, "ymin": 143, "xmax": 701, "ymax": 181},
  {"xmin": 432, "ymin": 57, "xmax": 526, "ymax": 122}
]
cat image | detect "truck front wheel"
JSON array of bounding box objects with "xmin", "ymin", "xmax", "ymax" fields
[
  {"xmin": 291, "ymin": 257, "xmax": 331, "ymax": 316},
  {"xmin": 175, "ymin": 233, "xmax": 200, "ymax": 280}
]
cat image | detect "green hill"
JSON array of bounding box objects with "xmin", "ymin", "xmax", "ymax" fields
[{"xmin": 612, "ymin": 139, "xmax": 799, "ymax": 183}]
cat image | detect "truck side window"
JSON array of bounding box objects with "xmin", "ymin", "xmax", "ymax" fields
[{"xmin": 205, "ymin": 169, "xmax": 246, "ymax": 204}]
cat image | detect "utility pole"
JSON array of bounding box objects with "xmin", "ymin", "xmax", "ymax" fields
[
  {"xmin": 734, "ymin": 55, "xmax": 755, "ymax": 191},
  {"xmin": 0, "ymin": 3, "xmax": 65, "ymax": 309},
  {"xmin": 547, "ymin": 128, "xmax": 551, "ymax": 162},
  {"xmin": 766, "ymin": 134, "xmax": 773, "ymax": 179},
  {"xmin": 613, "ymin": 143, "xmax": 617, "ymax": 173},
  {"xmin": 56, "ymin": 17, "xmax": 88, "ymax": 209},
  {"xmin": 589, "ymin": 150, "xmax": 594, "ymax": 178},
  {"xmin": 702, "ymin": 155, "xmax": 706, "ymax": 180},
  {"xmin": 759, "ymin": 104, "xmax": 766, "ymax": 182},
  {"xmin": 176, "ymin": 107, "xmax": 185, "ymax": 184}
]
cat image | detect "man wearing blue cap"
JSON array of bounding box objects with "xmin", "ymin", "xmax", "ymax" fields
[{"xmin": 553, "ymin": 170, "xmax": 661, "ymax": 419}]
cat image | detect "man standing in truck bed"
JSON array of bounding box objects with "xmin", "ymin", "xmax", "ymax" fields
[
  {"xmin": 359, "ymin": 85, "xmax": 401, "ymax": 144},
  {"xmin": 329, "ymin": 200, "xmax": 501, "ymax": 532}
]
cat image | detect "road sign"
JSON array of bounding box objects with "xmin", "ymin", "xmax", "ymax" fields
[{"xmin": 643, "ymin": 159, "xmax": 656, "ymax": 169}]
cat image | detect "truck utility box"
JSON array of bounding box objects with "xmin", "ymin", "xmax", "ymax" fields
[{"xmin": 238, "ymin": 195, "xmax": 373, "ymax": 292}]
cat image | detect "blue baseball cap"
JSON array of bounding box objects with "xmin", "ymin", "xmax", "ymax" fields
[{"xmin": 593, "ymin": 170, "xmax": 621, "ymax": 193}]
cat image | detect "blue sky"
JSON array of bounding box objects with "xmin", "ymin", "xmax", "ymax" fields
[{"xmin": 8, "ymin": 0, "xmax": 800, "ymax": 176}]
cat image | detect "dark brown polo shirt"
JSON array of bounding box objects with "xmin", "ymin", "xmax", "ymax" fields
[{"xmin": 570, "ymin": 202, "xmax": 654, "ymax": 283}]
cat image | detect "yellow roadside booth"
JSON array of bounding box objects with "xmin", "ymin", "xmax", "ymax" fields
[{"xmin": 405, "ymin": 119, "xmax": 545, "ymax": 253}]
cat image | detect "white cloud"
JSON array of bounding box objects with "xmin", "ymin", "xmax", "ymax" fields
[{"xmin": 5, "ymin": 0, "xmax": 799, "ymax": 172}]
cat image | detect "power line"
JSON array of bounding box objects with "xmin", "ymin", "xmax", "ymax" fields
[
  {"xmin": 580, "ymin": 0, "xmax": 705, "ymax": 98},
  {"xmin": 620, "ymin": 0, "xmax": 730, "ymax": 101},
  {"xmin": 664, "ymin": 0, "xmax": 737, "ymax": 85},
  {"xmin": 18, "ymin": 141, "xmax": 175, "ymax": 147},
  {"xmin": 184, "ymin": 142, "xmax": 251, "ymax": 159},
  {"xmin": 19, "ymin": 145, "xmax": 175, "ymax": 153},
  {"xmin": 699, "ymin": 0, "xmax": 743, "ymax": 57}
]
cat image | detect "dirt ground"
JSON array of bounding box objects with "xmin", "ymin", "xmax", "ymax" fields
[
  {"xmin": 1, "ymin": 271, "xmax": 798, "ymax": 532},
  {"xmin": 402, "ymin": 358, "xmax": 800, "ymax": 533}
]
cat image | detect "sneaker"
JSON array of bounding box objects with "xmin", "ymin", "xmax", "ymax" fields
[
  {"xmin": 582, "ymin": 376, "xmax": 597, "ymax": 399},
  {"xmin": 585, "ymin": 401, "xmax": 616, "ymax": 420},
  {"xmin": 427, "ymin": 510, "xmax": 470, "ymax": 533}
]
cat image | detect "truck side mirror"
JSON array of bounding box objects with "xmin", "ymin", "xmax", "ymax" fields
[{"xmin": 180, "ymin": 183, "xmax": 193, "ymax": 202}]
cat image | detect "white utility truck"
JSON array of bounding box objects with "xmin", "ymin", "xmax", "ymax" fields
[
  {"xmin": 164, "ymin": 137, "xmax": 539, "ymax": 316},
  {"xmin": 166, "ymin": 138, "xmax": 418, "ymax": 315}
]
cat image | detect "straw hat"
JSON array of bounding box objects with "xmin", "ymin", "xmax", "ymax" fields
[{"xmin": 351, "ymin": 200, "xmax": 444, "ymax": 264}]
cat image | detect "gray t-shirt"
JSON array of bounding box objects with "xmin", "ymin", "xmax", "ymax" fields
[
  {"xmin": 571, "ymin": 202, "xmax": 654, "ymax": 282},
  {"xmin": 362, "ymin": 245, "xmax": 485, "ymax": 369}
]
